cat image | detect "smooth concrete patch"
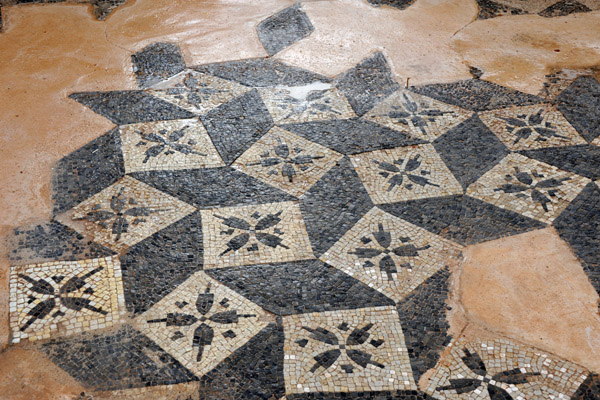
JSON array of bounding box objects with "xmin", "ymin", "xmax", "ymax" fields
[{"xmin": 459, "ymin": 227, "xmax": 600, "ymax": 372}]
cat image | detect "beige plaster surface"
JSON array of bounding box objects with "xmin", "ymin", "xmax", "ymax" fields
[{"xmin": 457, "ymin": 227, "xmax": 600, "ymax": 372}]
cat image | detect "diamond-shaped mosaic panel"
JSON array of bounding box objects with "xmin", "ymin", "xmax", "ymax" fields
[
  {"xmin": 201, "ymin": 201, "xmax": 314, "ymax": 269},
  {"xmin": 60, "ymin": 176, "xmax": 196, "ymax": 252},
  {"xmin": 259, "ymin": 85, "xmax": 355, "ymax": 124},
  {"xmin": 467, "ymin": 153, "xmax": 590, "ymax": 224},
  {"xmin": 148, "ymin": 70, "xmax": 250, "ymax": 115},
  {"xmin": 9, "ymin": 256, "xmax": 125, "ymax": 343},
  {"xmin": 120, "ymin": 119, "xmax": 224, "ymax": 173},
  {"xmin": 133, "ymin": 271, "xmax": 270, "ymax": 379},
  {"xmin": 282, "ymin": 305, "xmax": 415, "ymax": 395},
  {"xmin": 232, "ymin": 127, "xmax": 343, "ymax": 197},
  {"xmin": 321, "ymin": 207, "xmax": 462, "ymax": 303},
  {"xmin": 363, "ymin": 90, "xmax": 472, "ymax": 141},
  {"xmin": 352, "ymin": 144, "xmax": 462, "ymax": 204},
  {"xmin": 425, "ymin": 338, "xmax": 588, "ymax": 400},
  {"xmin": 479, "ymin": 104, "xmax": 586, "ymax": 151}
]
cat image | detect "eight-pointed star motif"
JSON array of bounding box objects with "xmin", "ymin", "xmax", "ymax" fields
[
  {"xmin": 352, "ymin": 144, "xmax": 462, "ymax": 204},
  {"xmin": 364, "ymin": 90, "xmax": 472, "ymax": 141},
  {"xmin": 232, "ymin": 127, "xmax": 343, "ymax": 197},
  {"xmin": 134, "ymin": 271, "xmax": 270, "ymax": 379},
  {"xmin": 322, "ymin": 207, "xmax": 462, "ymax": 302},
  {"xmin": 479, "ymin": 104, "xmax": 586, "ymax": 151}
]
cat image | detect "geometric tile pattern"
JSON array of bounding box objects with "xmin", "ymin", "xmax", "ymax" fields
[
  {"xmin": 257, "ymin": 4, "xmax": 314, "ymax": 56},
  {"xmin": 352, "ymin": 145, "xmax": 463, "ymax": 204},
  {"xmin": 149, "ymin": 70, "xmax": 250, "ymax": 115},
  {"xmin": 8, "ymin": 40, "xmax": 600, "ymax": 398},
  {"xmin": 60, "ymin": 175, "xmax": 196, "ymax": 252},
  {"xmin": 120, "ymin": 119, "xmax": 224, "ymax": 173},
  {"xmin": 467, "ymin": 153, "xmax": 590, "ymax": 224},
  {"xmin": 479, "ymin": 104, "xmax": 586, "ymax": 151},
  {"xmin": 233, "ymin": 127, "xmax": 343, "ymax": 197},
  {"xmin": 425, "ymin": 338, "xmax": 589, "ymax": 399},
  {"xmin": 133, "ymin": 271, "xmax": 270, "ymax": 379},
  {"xmin": 476, "ymin": 0, "xmax": 599, "ymax": 19},
  {"xmin": 9, "ymin": 256, "xmax": 125, "ymax": 343},
  {"xmin": 201, "ymin": 201, "xmax": 313, "ymax": 269},
  {"xmin": 283, "ymin": 306, "xmax": 416, "ymax": 395},
  {"xmin": 364, "ymin": 90, "xmax": 472, "ymax": 141},
  {"xmin": 321, "ymin": 207, "xmax": 462, "ymax": 302}
]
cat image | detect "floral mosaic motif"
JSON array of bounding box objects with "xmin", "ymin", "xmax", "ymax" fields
[
  {"xmin": 134, "ymin": 271, "xmax": 269, "ymax": 378},
  {"xmin": 259, "ymin": 85, "xmax": 355, "ymax": 124},
  {"xmin": 321, "ymin": 207, "xmax": 462, "ymax": 302},
  {"xmin": 73, "ymin": 186, "xmax": 167, "ymax": 242},
  {"xmin": 349, "ymin": 223, "xmax": 430, "ymax": 280},
  {"xmin": 201, "ymin": 201, "xmax": 314, "ymax": 269},
  {"xmin": 233, "ymin": 127, "xmax": 342, "ymax": 197},
  {"xmin": 352, "ymin": 144, "xmax": 462, "ymax": 204},
  {"xmin": 364, "ymin": 90, "xmax": 471, "ymax": 140},
  {"xmin": 9, "ymin": 257, "xmax": 125, "ymax": 343},
  {"xmin": 494, "ymin": 166, "xmax": 570, "ymax": 212},
  {"xmin": 283, "ymin": 306, "xmax": 415, "ymax": 394},
  {"xmin": 149, "ymin": 70, "xmax": 250, "ymax": 115},
  {"xmin": 374, "ymin": 154, "xmax": 439, "ymax": 192},
  {"xmin": 216, "ymin": 211, "xmax": 289, "ymax": 255},
  {"xmin": 120, "ymin": 119, "xmax": 224, "ymax": 172},
  {"xmin": 425, "ymin": 338, "xmax": 589, "ymax": 400},
  {"xmin": 436, "ymin": 348, "xmax": 540, "ymax": 399},
  {"xmin": 17, "ymin": 267, "xmax": 108, "ymax": 332},
  {"xmin": 479, "ymin": 105, "xmax": 586, "ymax": 151},
  {"xmin": 467, "ymin": 153, "xmax": 590, "ymax": 224},
  {"xmin": 301, "ymin": 322, "xmax": 385, "ymax": 374},
  {"xmin": 61, "ymin": 176, "xmax": 196, "ymax": 252},
  {"xmin": 147, "ymin": 284, "xmax": 256, "ymax": 362}
]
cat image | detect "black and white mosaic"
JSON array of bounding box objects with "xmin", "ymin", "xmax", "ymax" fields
[{"xmin": 6, "ymin": 39, "xmax": 600, "ymax": 399}]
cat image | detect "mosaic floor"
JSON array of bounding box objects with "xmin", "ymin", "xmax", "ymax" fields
[{"xmin": 3, "ymin": 1, "xmax": 600, "ymax": 399}]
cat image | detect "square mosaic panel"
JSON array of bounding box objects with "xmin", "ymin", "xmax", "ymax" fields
[
  {"xmin": 201, "ymin": 201, "xmax": 314, "ymax": 269},
  {"xmin": 352, "ymin": 144, "xmax": 462, "ymax": 205},
  {"xmin": 321, "ymin": 207, "xmax": 462, "ymax": 303},
  {"xmin": 9, "ymin": 256, "xmax": 125, "ymax": 343},
  {"xmin": 425, "ymin": 338, "xmax": 588, "ymax": 400},
  {"xmin": 363, "ymin": 90, "xmax": 472, "ymax": 141},
  {"xmin": 133, "ymin": 270, "xmax": 270, "ymax": 379},
  {"xmin": 120, "ymin": 119, "xmax": 224, "ymax": 173},
  {"xmin": 478, "ymin": 104, "xmax": 586, "ymax": 151},
  {"xmin": 232, "ymin": 126, "xmax": 343, "ymax": 197},
  {"xmin": 61, "ymin": 176, "xmax": 196, "ymax": 252},
  {"xmin": 148, "ymin": 69, "xmax": 250, "ymax": 115},
  {"xmin": 259, "ymin": 85, "xmax": 355, "ymax": 124},
  {"xmin": 282, "ymin": 305, "xmax": 415, "ymax": 395},
  {"xmin": 467, "ymin": 153, "xmax": 590, "ymax": 224}
]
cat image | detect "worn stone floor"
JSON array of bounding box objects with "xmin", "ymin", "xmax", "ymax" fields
[{"xmin": 1, "ymin": 0, "xmax": 600, "ymax": 399}]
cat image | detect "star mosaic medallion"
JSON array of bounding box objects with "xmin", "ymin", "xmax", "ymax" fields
[{"xmin": 7, "ymin": 21, "xmax": 600, "ymax": 398}]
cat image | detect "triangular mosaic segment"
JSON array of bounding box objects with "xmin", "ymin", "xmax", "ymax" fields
[
  {"xmin": 120, "ymin": 119, "xmax": 224, "ymax": 173},
  {"xmin": 321, "ymin": 207, "xmax": 462, "ymax": 303},
  {"xmin": 259, "ymin": 86, "xmax": 355, "ymax": 124},
  {"xmin": 478, "ymin": 104, "xmax": 586, "ymax": 151},
  {"xmin": 133, "ymin": 271, "xmax": 271, "ymax": 379},
  {"xmin": 425, "ymin": 338, "xmax": 588, "ymax": 400},
  {"xmin": 467, "ymin": 153, "xmax": 590, "ymax": 224},
  {"xmin": 282, "ymin": 306, "xmax": 416, "ymax": 395},
  {"xmin": 201, "ymin": 201, "xmax": 314, "ymax": 269},
  {"xmin": 148, "ymin": 70, "xmax": 251, "ymax": 115},
  {"xmin": 9, "ymin": 256, "xmax": 125, "ymax": 343},
  {"xmin": 363, "ymin": 90, "xmax": 472, "ymax": 141},
  {"xmin": 232, "ymin": 126, "xmax": 343, "ymax": 197},
  {"xmin": 60, "ymin": 176, "xmax": 196, "ymax": 252},
  {"xmin": 352, "ymin": 144, "xmax": 462, "ymax": 205}
]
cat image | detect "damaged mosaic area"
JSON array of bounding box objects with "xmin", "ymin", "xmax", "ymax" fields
[{"xmin": 6, "ymin": 29, "xmax": 600, "ymax": 399}]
